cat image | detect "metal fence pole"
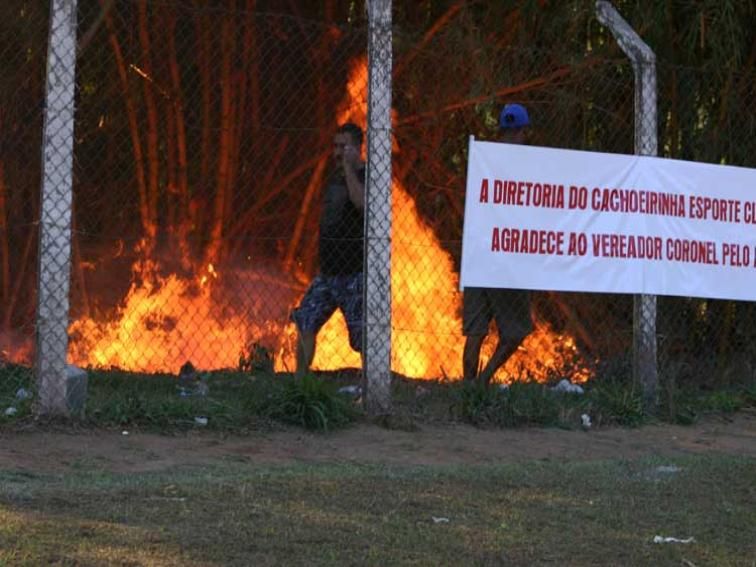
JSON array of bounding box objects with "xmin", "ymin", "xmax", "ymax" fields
[
  {"xmin": 595, "ymin": 1, "xmax": 659, "ymax": 414},
  {"xmin": 364, "ymin": 0, "xmax": 393, "ymax": 416},
  {"xmin": 35, "ymin": 0, "xmax": 79, "ymax": 416}
]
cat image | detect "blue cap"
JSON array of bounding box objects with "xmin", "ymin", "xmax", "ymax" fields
[{"xmin": 499, "ymin": 103, "xmax": 530, "ymax": 129}]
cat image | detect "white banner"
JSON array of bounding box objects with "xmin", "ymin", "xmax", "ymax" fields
[{"xmin": 460, "ymin": 139, "xmax": 756, "ymax": 301}]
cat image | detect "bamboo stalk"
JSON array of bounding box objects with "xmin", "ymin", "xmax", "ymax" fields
[
  {"xmin": 137, "ymin": 0, "xmax": 160, "ymax": 247},
  {"xmin": 394, "ymin": 0, "xmax": 464, "ymax": 78},
  {"xmin": 225, "ymin": 136, "xmax": 290, "ymax": 255},
  {"xmin": 194, "ymin": 2, "xmax": 213, "ymax": 203},
  {"xmin": 397, "ymin": 65, "xmax": 576, "ymax": 127},
  {"xmin": 71, "ymin": 213, "xmax": 91, "ymax": 320},
  {"xmin": 102, "ymin": 1, "xmax": 150, "ymax": 241},
  {"xmin": 165, "ymin": 6, "xmax": 192, "ymax": 268},
  {"xmin": 0, "ymin": 152, "xmax": 9, "ymax": 307},
  {"xmin": 283, "ymin": 157, "xmax": 328, "ymax": 274},
  {"xmin": 3, "ymin": 226, "xmax": 35, "ymax": 333},
  {"xmin": 204, "ymin": 3, "xmax": 236, "ymax": 266}
]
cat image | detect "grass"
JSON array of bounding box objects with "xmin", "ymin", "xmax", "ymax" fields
[
  {"xmin": 0, "ymin": 456, "xmax": 754, "ymax": 565},
  {"xmin": 2, "ymin": 363, "xmax": 755, "ymax": 565},
  {"xmin": 1, "ymin": 366, "xmax": 362, "ymax": 433},
  {"xmin": 1, "ymin": 362, "xmax": 754, "ymax": 433},
  {"xmin": 256, "ymin": 373, "xmax": 358, "ymax": 431}
]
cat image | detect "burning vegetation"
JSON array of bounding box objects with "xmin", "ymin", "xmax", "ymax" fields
[{"xmin": 66, "ymin": 54, "xmax": 592, "ymax": 385}]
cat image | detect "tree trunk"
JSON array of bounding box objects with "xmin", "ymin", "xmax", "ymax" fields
[
  {"xmin": 0, "ymin": 147, "xmax": 9, "ymax": 309},
  {"xmin": 283, "ymin": 157, "xmax": 329, "ymax": 274},
  {"xmin": 102, "ymin": 1, "xmax": 150, "ymax": 242},
  {"xmin": 71, "ymin": 212, "xmax": 91, "ymax": 319},
  {"xmin": 164, "ymin": 92, "xmax": 178, "ymax": 245},
  {"xmin": 138, "ymin": 0, "xmax": 160, "ymax": 250},
  {"xmin": 194, "ymin": 1, "xmax": 213, "ymax": 231},
  {"xmin": 224, "ymin": 3, "xmax": 256, "ymax": 256},
  {"xmin": 3, "ymin": 228, "xmax": 35, "ymax": 334},
  {"xmin": 165, "ymin": 5, "xmax": 192, "ymax": 269},
  {"xmin": 204, "ymin": 2, "xmax": 236, "ymax": 266}
]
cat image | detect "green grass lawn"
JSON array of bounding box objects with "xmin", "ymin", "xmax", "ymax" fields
[
  {"xmin": 4, "ymin": 363, "xmax": 754, "ymax": 434},
  {"xmin": 1, "ymin": 455, "xmax": 754, "ymax": 566}
]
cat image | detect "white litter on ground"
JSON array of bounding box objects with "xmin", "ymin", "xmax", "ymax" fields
[
  {"xmin": 338, "ymin": 385, "xmax": 361, "ymax": 396},
  {"xmin": 652, "ymin": 535, "xmax": 695, "ymax": 544},
  {"xmin": 551, "ymin": 379, "xmax": 584, "ymax": 394},
  {"xmin": 581, "ymin": 413, "xmax": 592, "ymax": 429}
]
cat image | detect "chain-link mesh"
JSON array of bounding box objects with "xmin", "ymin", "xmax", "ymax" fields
[
  {"xmin": 66, "ymin": 2, "xmax": 369, "ymax": 389},
  {"xmin": 390, "ymin": 1, "xmax": 756, "ymax": 405},
  {"xmin": 3, "ymin": 1, "xmax": 755, "ymax": 418},
  {"xmin": 656, "ymin": 59, "xmax": 756, "ymax": 397},
  {"xmin": 0, "ymin": 2, "xmax": 50, "ymax": 418},
  {"xmin": 390, "ymin": 6, "xmax": 638, "ymax": 388}
]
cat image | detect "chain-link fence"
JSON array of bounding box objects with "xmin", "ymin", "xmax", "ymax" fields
[
  {"xmin": 0, "ymin": 2, "xmax": 50, "ymax": 415},
  {"xmin": 656, "ymin": 57, "xmax": 756, "ymax": 398},
  {"xmin": 1, "ymin": 0, "xmax": 755, "ymax": 418}
]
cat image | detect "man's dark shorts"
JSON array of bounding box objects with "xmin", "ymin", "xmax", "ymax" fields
[
  {"xmin": 292, "ymin": 272, "xmax": 363, "ymax": 352},
  {"xmin": 463, "ymin": 287, "xmax": 532, "ymax": 340}
]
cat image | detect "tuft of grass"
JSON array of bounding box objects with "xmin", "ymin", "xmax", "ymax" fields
[
  {"xmin": 2, "ymin": 361, "xmax": 753, "ymax": 433},
  {"xmin": 701, "ymin": 390, "xmax": 743, "ymax": 414},
  {"xmin": 742, "ymin": 383, "xmax": 756, "ymax": 407},
  {"xmin": 83, "ymin": 369, "xmax": 276, "ymax": 431},
  {"xmin": 454, "ymin": 381, "xmax": 567, "ymax": 428},
  {"xmin": 587, "ymin": 380, "xmax": 645, "ymax": 427},
  {"xmin": 0, "ymin": 364, "xmax": 34, "ymax": 424},
  {"xmin": 258, "ymin": 373, "xmax": 359, "ymax": 432},
  {"xmin": 505, "ymin": 381, "xmax": 565, "ymax": 426},
  {"xmin": 660, "ymin": 379, "xmax": 756, "ymax": 426},
  {"xmin": 454, "ymin": 380, "xmax": 506, "ymax": 426}
]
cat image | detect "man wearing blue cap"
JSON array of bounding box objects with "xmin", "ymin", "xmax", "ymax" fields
[
  {"xmin": 462, "ymin": 103, "xmax": 534, "ymax": 384},
  {"xmin": 498, "ymin": 102, "xmax": 530, "ymax": 144}
]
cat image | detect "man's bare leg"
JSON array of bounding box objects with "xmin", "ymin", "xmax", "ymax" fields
[
  {"xmin": 478, "ymin": 337, "xmax": 523, "ymax": 385},
  {"xmin": 463, "ymin": 334, "xmax": 485, "ymax": 382},
  {"xmin": 295, "ymin": 331, "xmax": 315, "ymax": 378}
]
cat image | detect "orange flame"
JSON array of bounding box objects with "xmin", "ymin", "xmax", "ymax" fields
[{"xmin": 68, "ymin": 56, "xmax": 592, "ymax": 384}]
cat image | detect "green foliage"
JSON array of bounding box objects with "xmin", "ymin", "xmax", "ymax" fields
[
  {"xmin": 454, "ymin": 381, "xmax": 507, "ymax": 426},
  {"xmin": 742, "ymin": 383, "xmax": 756, "ymax": 407},
  {"xmin": 587, "ymin": 381, "xmax": 645, "ymax": 427},
  {"xmin": 81, "ymin": 370, "xmax": 268, "ymax": 430},
  {"xmin": 454, "ymin": 370, "xmax": 649, "ymax": 430},
  {"xmin": 455, "ymin": 381, "xmax": 566, "ymax": 428},
  {"xmin": 258, "ymin": 374, "xmax": 358, "ymax": 432},
  {"xmin": 1, "ymin": 363, "xmax": 751, "ymax": 433},
  {"xmin": 505, "ymin": 381, "xmax": 565, "ymax": 427},
  {"xmin": 700, "ymin": 390, "xmax": 742, "ymax": 414},
  {"xmin": 0, "ymin": 364, "xmax": 34, "ymax": 423}
]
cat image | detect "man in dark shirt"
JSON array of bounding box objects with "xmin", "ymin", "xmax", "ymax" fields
[
  {"xmin": 463, "ymin": 104, "xmax": 534, "ymax": 384},
  {"xmin": 292, "ymin": 122, "xmax": 366, "ymax": 377}
]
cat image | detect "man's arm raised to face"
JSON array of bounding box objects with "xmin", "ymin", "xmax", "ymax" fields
[{"xmin": 342, "ymin": 144, "xmax": 365, "ymax": 210}]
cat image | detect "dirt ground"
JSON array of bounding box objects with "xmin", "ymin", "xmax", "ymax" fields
[{"xmin": 1, "ymin": 411, "xmax": 755, "ymax": 474}]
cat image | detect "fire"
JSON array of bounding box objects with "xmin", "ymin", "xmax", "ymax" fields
[
  {"xmin": 67, "ymin": 56, "xmax": 592, "ymax": 384},
  {"xmin": 308, "ymin": 56, "xmax": 592, "ymax": 384},
  {"xmin": 69, "ymin": 258, "xmax": 249, "ymax": 371},
  {"xmin": 199, "ymin": 263, "xmax": 218, "ymax": 287}
]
